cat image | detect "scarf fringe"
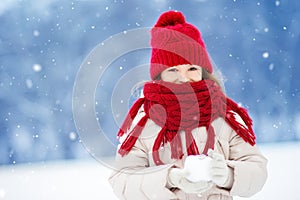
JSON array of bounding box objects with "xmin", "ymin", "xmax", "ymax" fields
[
  {"xmin": 118, "ymin": 115, "xmax": 148, "ymax": 156},
  {"xmin": 185, "ymin": 129, "xmax": 200, "ymax": 156},
  {"xmin": 226, "ymin": 98, "xmax": 256, "ymax": 145},
  {"xmin": 117, "ymin": 98, "xmax": 145, "ymax": 138},
  {"xmin": 170, "ymin": 131, "xmax": 184, "ymax": 159},
  {"xmin": 202, "ymin": 125, "xmax": 215, "ymax": 155},
  {"xmin": 152, "ymin": 126, "xmax": 167, "ymax": 165}
]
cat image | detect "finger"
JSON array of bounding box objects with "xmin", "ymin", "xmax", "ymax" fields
[
  {"xmin": 210, "ymin": 170, "xmax": 227, "ymax": 177},
  {"xmin": 211, "ymin": 152, "xmax": 224, "ymax": 161},
  {"xmin": 211, "ymin": 159, "xmax": 227, "ymax": 169},
  {"xmin": 207, "ymin": 149, "xmax": 224, "ymax": 161},
  {"xmin": 172, "ymin": 168, "xmax": 186, "ymax": 176},
  {"xmin": 170, "ymin": 168, "xmax": 187, "ymax": 182},
  {"xmin": 179, "ymin": 177, "xmax": 193, "ymax": 185},
  {"xmin": 209, "ymin": 168, "xmax": 227, "ymax": 180},
  {"xmin": 180, "ymin": 169, "xmax": 189, "ymax": 177}
]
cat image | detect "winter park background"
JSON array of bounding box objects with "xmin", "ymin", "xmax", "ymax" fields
[{"xmin": 0, "ymin": 0, "xmax": 300, "ymax": 199}]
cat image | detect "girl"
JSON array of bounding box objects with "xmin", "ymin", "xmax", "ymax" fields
[{"xmin": 109, "ymin": 10, "xmax": 267, "ymax": 200}]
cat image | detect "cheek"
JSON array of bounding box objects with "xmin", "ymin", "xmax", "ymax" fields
[
  {"xmin": 189, "ymin": 71, "xmax": 202, "ymax": 81},
  {"xmin": 161, "ymin": 72, "xmax": 176, "ymax": 82}
]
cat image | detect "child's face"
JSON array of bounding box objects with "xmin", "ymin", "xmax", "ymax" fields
[{"xmin": 160, "ymin": 64, "xmax": 203, "ymax": 84}]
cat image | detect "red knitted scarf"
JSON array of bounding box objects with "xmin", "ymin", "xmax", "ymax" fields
[{"xmin": 117, "ymin": 80, "xmax": 255, "ymax": 165}]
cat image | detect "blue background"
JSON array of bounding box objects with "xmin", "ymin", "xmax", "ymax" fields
[{"xmin": 0, "ymin": 0, "xmax": 299, "ymax": 165}]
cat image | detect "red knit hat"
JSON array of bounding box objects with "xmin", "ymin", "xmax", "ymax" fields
[{"xmin": 150, "ymin": 10, "xmax": 213, "ymax": 80}]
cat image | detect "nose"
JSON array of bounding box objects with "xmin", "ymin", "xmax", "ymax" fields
[{"xmin": 177, "ymin": 71, "xmax": 189, "ymax": 83}]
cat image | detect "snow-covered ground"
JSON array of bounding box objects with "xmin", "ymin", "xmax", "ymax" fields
[{"xmin": 0, "ymin": 142, "xmax": 299, "ymax": 200}]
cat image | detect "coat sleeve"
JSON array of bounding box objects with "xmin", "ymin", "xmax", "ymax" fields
[
  {"xmin": 226, "ymin": 131, "xmax": 268, "ymax": 197},
  {"xmin": 108, "ymin": 137, "xmax": 178, "ymax": 200}
]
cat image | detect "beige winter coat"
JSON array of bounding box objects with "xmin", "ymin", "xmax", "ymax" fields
[{"xmin": 109, "ymin": 108, "xmax": 268, "ymax": 200}]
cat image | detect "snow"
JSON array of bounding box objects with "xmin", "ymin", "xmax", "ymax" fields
[
  {"xmin": 0, "ymin": 158, "xmax": 117, "ymax": 200},
  {"xmin": 235, "ymin": 142, "xmax": 300, "ymax": 200},
  {"xmin": 0, "ymin": 142, "xmax": 299, "ymax": 200}
]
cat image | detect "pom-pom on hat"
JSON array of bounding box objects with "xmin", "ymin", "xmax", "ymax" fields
[{"xmin": 150, "ymin": 10, "xmax": 213, "ymax": 80}]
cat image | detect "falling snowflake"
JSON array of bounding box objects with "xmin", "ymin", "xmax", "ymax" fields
[
  {"xmin": 33, "ymin": 30, "xmax": 40, "ymax": 37},
  {"xmin": 262, "ymin": 52, "xmax": 269, "ymax": 58},
  {"xmin": 32, "ymin": 64, "xmax": 42, "ymax": 72},
  {"xmin": 69, "ymin": 132, "xmax": 77, "ymax": 141}
]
